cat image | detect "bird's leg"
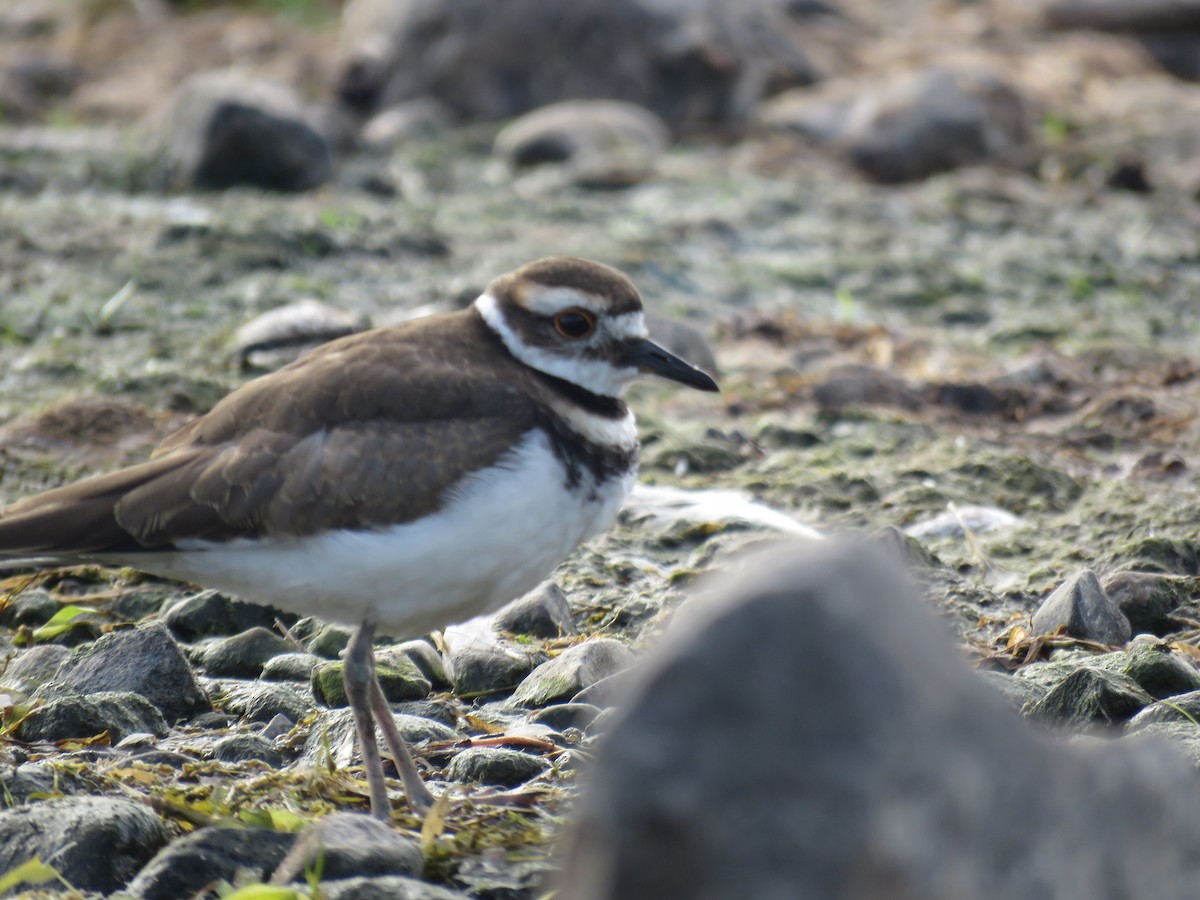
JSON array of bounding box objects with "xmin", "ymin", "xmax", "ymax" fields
[
  {"xmin": 344, "ymin": 622, "xmax": 391, "ymax": 820},
  {"xmin": 369, "ymin": 678, "xmax": 436, "ymax": 814}
]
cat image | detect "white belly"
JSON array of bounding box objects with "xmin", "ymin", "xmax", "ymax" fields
[{"xmin": 128, "ymin": 430, "xmax": 636, "ymax": 636}]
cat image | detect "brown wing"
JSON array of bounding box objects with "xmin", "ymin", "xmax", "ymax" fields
[{"xmin": 0, "ymin": 310, "xmax": 539, "ymax": 558}]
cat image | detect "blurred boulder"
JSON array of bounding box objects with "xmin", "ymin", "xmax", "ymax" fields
[
  {"xmin": 494, "ymin": 99, "xmax": 670, "ymax": 185},
  {"xmin": 336, "ymin": 0, "xmax": 816, "ymax": 126},
  {"xmin": 156, "ymin": 70, "xmax": 332, "ymax": 192},
  {"xmin": 1044, "ymin": 2, "xmax": 1200, "ymax": 81},
  {"xmin": 757, "ymin": 67, "xmax": 1030, "ymax": 182},
  {"xmin": 557, "ymin": 539, "xmax": 1200, "ymax": 899}
]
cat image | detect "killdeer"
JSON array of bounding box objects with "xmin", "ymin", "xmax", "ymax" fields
[{"xmin": 0, "ymin": 257, "xmax": 718, "ymax": 819}]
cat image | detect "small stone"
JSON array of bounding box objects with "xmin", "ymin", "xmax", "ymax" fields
[
  {"xmin": 492, "ymin": 581, "xmax": 576, "ymax": 639},
  {"xmin": 312, "ymin": 658, "xmax": 430, "ymax": 707},
  {"xmin": 1095, "ymin": 646, "xmax": 1200, "ymax": 700},
  {"xmin": 1127, "ymin": 689, "xmax": 1200, "ymax": 732},
  {"xmin": 445, "ymin": 747, "xmax": 550, "ymax": 788},
  {"xmin": 222, "ymin": 681, "xmax": 310, "ymax": 724},
  {"xmin": 53, "ymin": 622, "xmax": 210, "ymax": 722},
  {"xmin": 17, "ymin": 690, "xmax": 168, "ymax": 744},
  {"xmin": 451, "ymin": 644, "xmax": 544, "ymax": 697},
  {"xmin": 260, "ymin": 713, "xmax": 296, "ymax": 740},
  {"xmin": 977, "ymin": 669, "xmax": 1051, "ymax": 714},
  {"xmin": 0, "ymin": 797, "xmax": 168, "ymax": 894},
  {"xmin": 163, "ymin": 590, "xmax": 293, "ymax": 640},
  {"xmin": 320, "ymin": 875, "xmax": 470, "ymax": 900},
  {"xmin": 384, "ymin": 640, "xmax": 451, "ymax": 689},
  {"xmin": 811, "ymin": 363, "xmax": 922, "ymax": 411},
  {"xmin": 202, "ymin": 627, "xmax": 296, "ymax": 677},
  {"xmin": 2, "ymin": 762, "xmax": 84, "ymax": 807},
  {"xmin": 301, "ymin": 709, "xmax": 457, "ymax": 769},
  {"xmin": 0, "ymin": 644, "xmax": 70, "ymax": 694},
  {"xmin": 392, "ymin": 699, "xmax": 459, "ymax": 728},
  {"xmin": 212, "ymin": 733, "xmax": 283, "ymax": 767},
  {"xmin": 1031, "ymin": 569, "xmax": 1132, "ymax": 646},
  {"xmin": 529, "ymin": 702, "xmax": 602, "ymax": 733},
  {"xmin": 158, "ymin": 69, "xmax": 332, "ymax": 191},
  {"xmin": 262, "ymin": 651, "xmax": 322, "ymax": 681},
  {"xmin": 511, "ymin": 639, "xmax": 634, "ymax": 708},
  {"xmin": 0, "ymin": 589, "xmax": 58, "ymax": 627},
  {"xmin": 1027, "ymin": 666, "xmax": 1152, "ymax": 727},
  {"xmin": 573, "ymin": 672, "xmax": 629, "ymax": 708},
  {"xmin": 307, "ymin": 624, "xmax": 355, "ymax": 658},
  {"xmin": 125, "ymin": 826, "xmax": 295, "ymax": 900},
  {"xmin": 1102, "ymin": 571, "xmax": 1188, "ymax": 636},
  {"xmin": 271, "ymin": 812, "xmax": 422, "ymax": 884}
]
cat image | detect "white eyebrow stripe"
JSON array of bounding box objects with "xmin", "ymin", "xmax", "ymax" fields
[
  {"xmin": 518, "ymin": 285, "xmax": 604, "ymax": 316},
  {"xmin": 606, "ymin": 311, "xmax": 649, "ymax": 340}
]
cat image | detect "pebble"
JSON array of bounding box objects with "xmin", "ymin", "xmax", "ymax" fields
[
  {"xmin": 312, "ymin": 658, "xmax": 431, "ymax": 707},
  {"xmin": 1127, "ymin": 689, "xmax": 1200, "ymax": 732},
  {"xmin": 211, "ymin": 732, "xmax": 283, "ymax": 766},
  {"xmin": 1102, "ymin": 571, "xmax": 1187, "ymax": 636},
  {"xmin": 1027, "ymin": 666, "xmax": 1153, "ymax": 727},
  {"xmin": 383, "ymin": 639, "xmax": 451, "ymax": 689},
  {"xmin": 451, "ymin": 644, "xmax": 545, "ymax": 697},
  {"xmin": 271, "ymin": 813, "xmax": 422, "ymax": 884},
  {"xmin": 0, "ymin": 643, "xmax": 69, "ymax": 694},
  {"xmin": 491, "ymin": 581, "xmax": 577, "ymax": 639},
  {"xmin": 18, "ymin": 690, "xmax": 168, "ymax": 744},
  {"xmin": 157, "ymin": 69, "xmax": 332, "ymax": 191},
  {"xmin": 1094, "ymin": 646, "xmax": 1200, "ymax": 700},
  {"xmin": 510, "ymin": 639, "xmax": 634, "ymax": 708},
  {"xmin": 302, "ymin": 709, "xmax": 457, "ymax": 769},
  {"xmin": 163, "ymin": 590, "xmax": 293, "ymax": 641},
  {"xmin": 0, "ymin": 588, "xmax": 58, "ymax": 627},
  {"xmin": 261, "ymin": 651, "xmax": 323, "ymax": 681},
  {"xmin": 528, "ymin": 702, "xmax": 602, "ymax": 733},
  {"xmin": 201, "ymin": 627, "xmax": 296, "ymax": 678},
  {"xmin": 124, "ymin": 826, "xmax": 295, "ymax": 900},
  {"xmin": 1031, "ymin": 569, "xmax": 1132, "ymax": 646},
  {"xmin": 221, "ymin": 680, "xmax": 311, "ymax": 724},
  {"xmin": 444, "ymin": 747, "xmax": 550, "ymax": 788},
  {"xmin": 319, "ymin": 875, "xmax": 471, "ymax": 899},
  {"xmin": 0, "ymin": 797, "xmax": 168, "ymax": 894},
  {"xmin": 52, "ymin": 623, "xmax": 210, "ymax": 722}
]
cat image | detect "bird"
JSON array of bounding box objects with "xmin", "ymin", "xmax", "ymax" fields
[{"xmin": 0, "ymin": 257, "xmax": 719, "ymax": 819}]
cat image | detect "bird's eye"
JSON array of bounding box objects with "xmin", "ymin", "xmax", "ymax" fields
[{"xmin": 553, "ymin": 309, "xmax": 596, "ymax": 340}]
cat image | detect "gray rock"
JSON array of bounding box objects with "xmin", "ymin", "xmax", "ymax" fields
[
  {"xmin": 1127, "ymin": 689, "xmax": 1200, "ymax": 732},
  {"xmin": 493, "ymin": 99, "xmax": 669, "ymax": 185},
  {"xmin": 312, "ymin": 658, "xmax": 430, "ymax": 707},
  {"xmin": 158, "ymin": 69, "xmax": 332, "ymax": 192},
  {"xmin": 336, "ymin": 0, "xmax": 814, "ymax": 124},
  {"xmin": 759, "ymin": 66, "xmax": 1029, "ymax": 183},
  {"xmin": 0, "ymin": 643, "xmax": 69, "ymax": 694},
  {"xmin": 163, "ymin": 590, "xmax": 293, "ymax": 641},
  {"xmin": 202, "ymin": 627, "xmax": 296, "ymax": 678},
  {"xmin": 212, "ymin": 733, "xmax": 283, "ymax": 767},
  {"xmin": 445, "ymin": 747, "xmax": 550, "ymax": 788},
  {"xmin": 811, "ymin": 363, "xmax": 922, "ymax": 411},
  {"xmin": 556, "ymin": 539, "xmax": 1200, "ymax": 900},
  {"xmin": 1094, "ymin": 645, "xmax": 1200, "ymax": 700},
  {"xmin": 385, "ymin": 640, "xmax": 451, "ymax": 689},
  {"xmin": 53, "ymin": 623, "xmax": 210, "ymax": 722},
  {"xmin": 0, "ymin": 797, "xmax": 168, "ymax": 894},
  {"xmin": 510, "ymin": 639, "xmax": 634, "ymax": 707},
  {"xmin": 221, "ymin": 680, "xmax": 310, "ymax": 724},
  {"xmin": 124, "ymin": 826, "xmax": 296, "ymax": 900},
  {"xmin": 975, "ymin": 669, "xmax": 1051, "ymax": 714},
  {"xmin": 307, "ymin": 623, "xmax": 355, "ymax": 658},
  {"xmin": 1102, "ymin": 571, "xmax": 1190, "ymax": 635},
  {"xmin": 529, "ymin": 702, "xmax": 602, "ymax": 732},
  {"xmin": 1031, "ymin": 569, "xmax": 1132, "ymax": 646},
  {"xmin": 302, "ymin": 708, "xmax": 457, "ymax": 768},
  {"xmin": 18, "ymin": 690, "xmax": 168, "ymax": 743},
  {"xmin": 0, "ymin": 762, "xmax": 84, "ymax": 807},
  {"xmin": 271, "ymin": 812, "xmax": 422, "ymax": 884},
  {"xmin": 262, "ymin": 651, "xmax": 323, "ymax": 681},
  {"xmin": 392, "ymin": 698, "xmax": 459, "ymax": 728},
  {"xmin": 320, "ymin": 875, "xmax": 471, "ymax": 900},
  {"xmin": 451, "ymin": 644, "xmax": 544, "ymax": 697},
  {"xmin": 1027, "ymin": 667, "xmax": 1153, "ymax": 727},
  {"xmin": 491, "ymin": 581, "xmax": 577, "ymax": 639},
  {"xmin": 0, "ymin": 588, "xmax": 58, "ymax": 627},
  {"xmin": 360, "ymin": 98, "xmax": 450, "ymax": 151}
]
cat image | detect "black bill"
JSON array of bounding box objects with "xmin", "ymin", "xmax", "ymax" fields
[{"xmin": 629, "ymin": 339, "xmax": 719, "ymax": 392}]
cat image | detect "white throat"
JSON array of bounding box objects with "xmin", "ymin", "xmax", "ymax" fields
[{"xmin": 475, "ymin": 293, "xmax": 643, "ymax": 397}]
